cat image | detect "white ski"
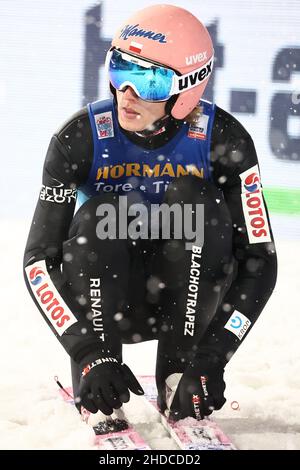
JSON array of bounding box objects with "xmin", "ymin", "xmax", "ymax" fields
[
  {"xmin": 139, "ymin": 375, "xmax": 236, "ymax": 450},
  {"xmin": 56, "ymin": 380, "xmax": 150, "ymax": 450}
]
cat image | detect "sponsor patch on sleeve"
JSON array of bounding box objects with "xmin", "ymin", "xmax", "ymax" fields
[
  {"xmin": 39, "ymin": 181, "xmax": 76, "ymax": 204},
  {"xmin": 94, "ymin": 111, "xmax": 114, "ymax": 139},
  {"xmin": 239, "ymin": 164, "xmax": 271, "ymax": 244},
  {"xmin": 224, "ymin": 311, "xmax": 251, "ymax": 340},
  {"xmin": 25, "ymin": 260, "xmax": 78, "ymax": 335}
]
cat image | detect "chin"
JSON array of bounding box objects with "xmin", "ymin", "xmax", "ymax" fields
[{"xmin": 119, "ymin": 118, "xmax": 145, "ymax": 132}]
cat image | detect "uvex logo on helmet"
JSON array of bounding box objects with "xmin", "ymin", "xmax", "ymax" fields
[
  {"xmin": 185, "ymin": 51, "xmax": 207, "ymax": 66},
  {"xmin": 120, "ymin": 24, "xmax": 167, "ymax": 43},
  {"xmin": 244, "ymin": 172, "xmax": 260, "ymax": 192}
]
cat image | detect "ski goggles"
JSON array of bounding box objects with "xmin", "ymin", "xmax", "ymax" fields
[{"xmin": 106, "ymin": 48, "xmax": 214, "ymax": 102}]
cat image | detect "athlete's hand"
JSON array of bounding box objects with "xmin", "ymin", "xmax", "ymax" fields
[
  {"xmin": 76, "ymin": 356, "xmax": 144, "ymax": 415},
  {"xmin": 168, "ymin": 355, "xmax": 226, "ymax": 421}
]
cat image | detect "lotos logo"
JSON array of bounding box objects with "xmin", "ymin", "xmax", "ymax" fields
[
  {"xmin": 25, "ymin": 260, "xmax": 77, "ymax": 336},
  {"xmin": 29, "ymin": 267, "xmax": 45, "ymax": 286},
  {"xmin": 120, "ymin": 24, "xmax": 167, "ymax": 43},
  {"xmin": 240, "ymin": 165, "xmax": 271, "ymax": 244},
  {"xmin": 244, "ymin": 172, "xmax": 260, "ymax": 193}
]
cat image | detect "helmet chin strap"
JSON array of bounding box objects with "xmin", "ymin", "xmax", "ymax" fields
[
  {"xmin": 134, "ymin": 114, "xmax": 170, "ymax": 138},
  {"xmin": 134, "ymin": 94, "xmax": 179, "ymax": 138}
]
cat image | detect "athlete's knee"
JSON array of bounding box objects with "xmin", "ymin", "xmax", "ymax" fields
[
  {"xmin": 164, "ymin": 176, "xmax": 232, "ymax": 234},
  {"xmin": 165, "ymin": 176, "xmax": 222, "ymax": 205},
  {"xmin": 68, "ymin": 194, "xmax": 120, "ymax": 238}
]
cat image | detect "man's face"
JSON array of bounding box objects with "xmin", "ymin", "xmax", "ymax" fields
[{"xmin": 116, "ymin": 87, "xmax": 166, "ymax": 132}]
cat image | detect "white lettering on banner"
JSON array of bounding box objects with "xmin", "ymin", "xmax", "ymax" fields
[
  {"xmin": 224, "ymin": 310, "xmax": 251, "ymax": 340},
  {"xmin": 184, "ymin": 245, "xmax": 202, "ymax": 337},
  {"xmin": 25, "ymin": 260, "xmax": 77, "ymax": 335},
  {"xmin": 239, "ymin": 165, "xmax": 271, "ymax": 244},
  {"xmin": 90, "ymin": 278, "xmax": 105, "ymax": 342}
]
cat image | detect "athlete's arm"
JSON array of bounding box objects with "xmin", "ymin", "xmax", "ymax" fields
[
  {"xmin": 199, "ymin": 106, "xmax": 277, "ymax": 363},
  {"xmin": 23, "ymin": 108, "xmax": 105, "ymax": 362}
]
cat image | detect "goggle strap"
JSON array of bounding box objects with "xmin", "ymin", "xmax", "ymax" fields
[{"xmin": 171, "ymin": 55, "xmax": 214, "ymax": 95}]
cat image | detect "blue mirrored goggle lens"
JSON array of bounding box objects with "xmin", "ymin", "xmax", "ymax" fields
[{"xmin": 108, "ymin": 50, "xmax": 174, "ymax": 101}]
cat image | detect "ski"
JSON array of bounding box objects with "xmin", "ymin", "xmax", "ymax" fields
[
  {"xmin": 56, "ymin": 380, "xmax": 151, "ymax": 450},
  {"xmin": 56, "ymin": 376, "xmax": 236, "ymax": 450},
  {"xmin": 139, "ymin": 375, "xmax": 236, "ymax": 450}
]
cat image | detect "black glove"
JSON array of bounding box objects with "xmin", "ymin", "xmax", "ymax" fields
[
  {"xmin": 76, "ymin": 356, "xmax": 144, "ymax": 415},
  {"xmin": 168, "ymin": 355, "xmax": 226, "ymax": 421}
]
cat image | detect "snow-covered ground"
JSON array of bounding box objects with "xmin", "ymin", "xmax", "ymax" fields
[{"xmin": 0, "ymin": 219, "xmax": 299, "ymax": 450}]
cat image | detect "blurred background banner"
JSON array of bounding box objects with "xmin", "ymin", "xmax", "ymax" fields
[{"xmin": 1, "ymin": 0, "xmax": 299, "ymax": 237}]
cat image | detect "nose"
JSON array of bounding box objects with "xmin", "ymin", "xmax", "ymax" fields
[{"xmin": 122, "ymin": 86, "xmax": 138, "ymax": 100}]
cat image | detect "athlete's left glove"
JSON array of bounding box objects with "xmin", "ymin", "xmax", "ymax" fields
[
  {"xmin": 76, "ymin": 355, "xmax": 144, "ymax": 415},
  {"xmin": 165, "ymin": 354, "xmax": 226, "ymax": 421}
]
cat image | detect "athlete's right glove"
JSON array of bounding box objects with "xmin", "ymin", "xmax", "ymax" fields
[
  {"xmin": 76, "ymin": 355, "xmax": 144, "ymax": 415},
  {"xmin": 162, "ymin": 355, "xmax": 226, "ymax": 421}
]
